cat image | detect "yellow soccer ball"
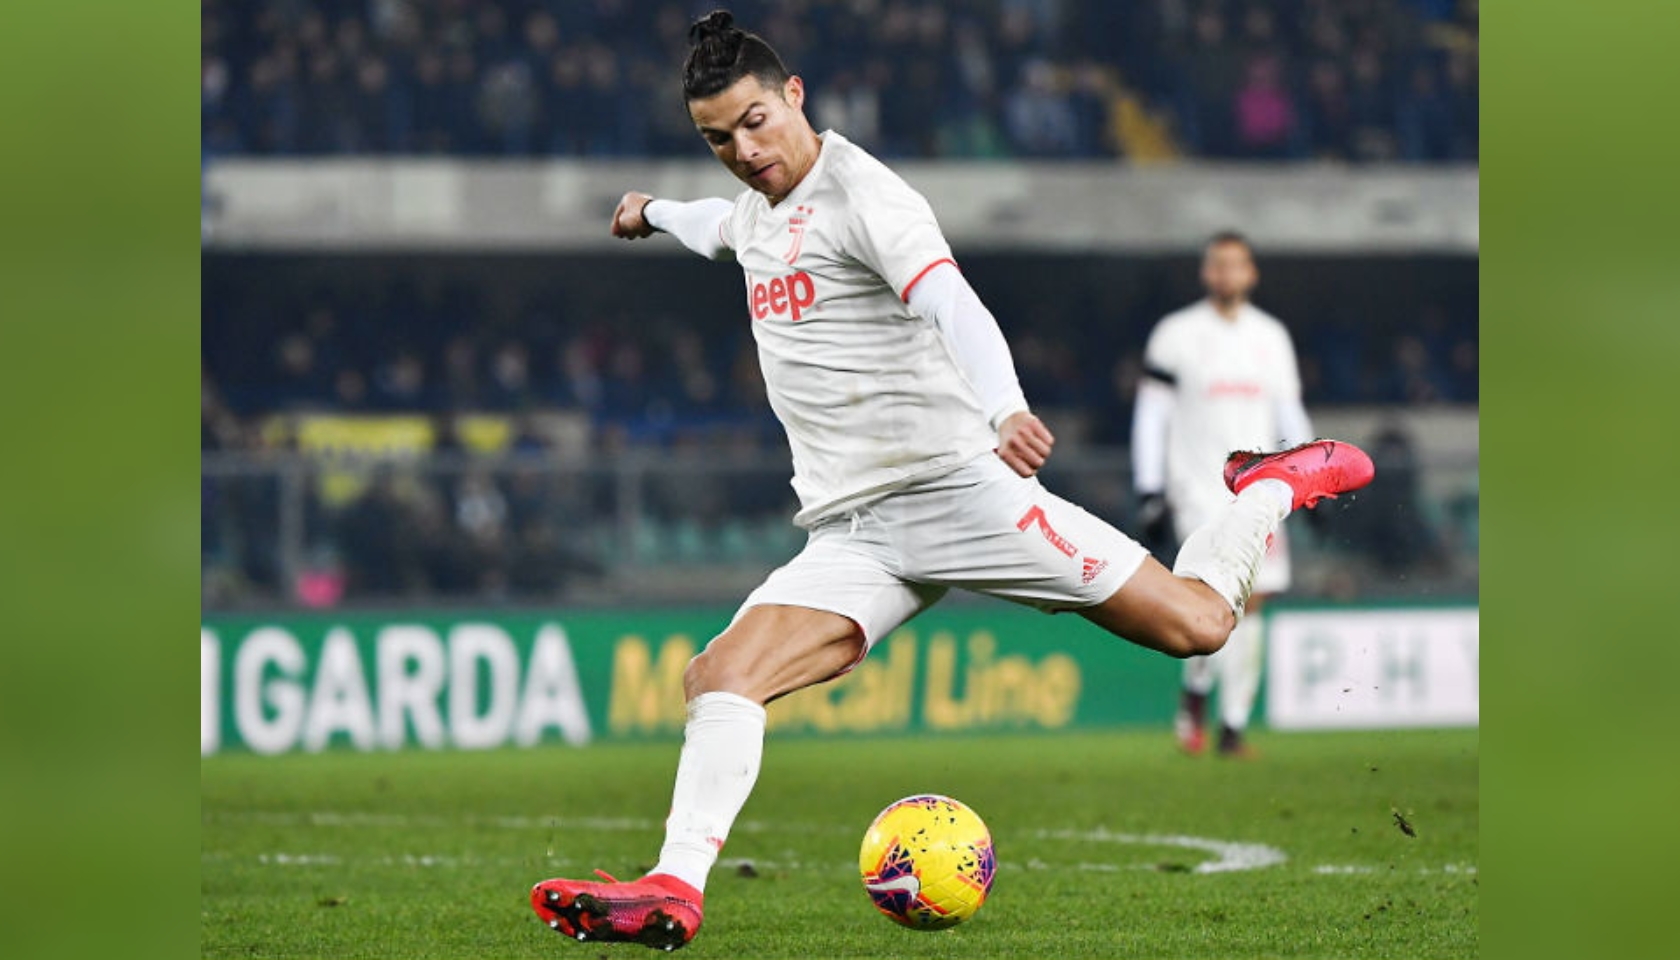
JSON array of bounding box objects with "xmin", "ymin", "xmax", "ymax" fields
[{"xmin": 858, "ymin": 794, "xmax": 996, "ymax": 930}]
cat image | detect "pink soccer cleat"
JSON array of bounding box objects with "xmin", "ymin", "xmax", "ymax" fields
[
  {"xmin": 531, "ymin": 871, "xmax": 703, "ymax": 951},
  {"xmin": 1223, "ymin": 439, "xmax": 1375, "ymax": 511}
]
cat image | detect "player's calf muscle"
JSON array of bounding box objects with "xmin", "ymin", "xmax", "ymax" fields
[
  {"xmin": 1088, "ymin": 610, "xmax": 1228, "ymax": 659},
  {"xmin": 1082, "ymin": 566, "xmax": 1233, "ymax": 658}
]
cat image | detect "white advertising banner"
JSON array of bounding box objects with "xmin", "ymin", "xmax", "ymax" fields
[{"xmin": 1266, "ymin": 607, "xmax": 1478, "ymax": 730}]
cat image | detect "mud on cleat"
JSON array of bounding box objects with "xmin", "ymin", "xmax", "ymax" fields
[
  {"xmin": 1223, "ymin": 439, "xmax": 1375, "ymax": 511},
  {"xmin": 531, "ymin": 871, "xmax": 703, "ymax": 951}
]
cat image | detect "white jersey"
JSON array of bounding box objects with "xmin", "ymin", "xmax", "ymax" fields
[
  {"xmin": 719, "ymin": 131, "xmax": 998, "ymax": 527},
  {"xmin": 1143, "ymin": 299, "xmax": 1304, "ymax": 517}
]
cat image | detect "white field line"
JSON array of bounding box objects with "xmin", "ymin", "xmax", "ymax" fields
[
  {"xmin": 205, "ymin": 811, "xmax": 1472, "ymax": 877},
  {"xmin": 1022, "ymin": 827, "xmax": 1287, "ymax": 874},
  {"xmin": 207, "ymin": 850, "xmax": 1476, "ymax": 878},
  {"xmin": 1312, "ymin": 862, "xmax": 1479, "ymax": 876},
  {"xmin": 205, "ymin": 810, "xmax": 1291, "ymax": 875},
  {"xmin": 205, "ymin": 810, "xmax": 815, "ymax": 834},
  {"xmin": 205, "ymin": 852, "xmax": 1242, "ymax": 876}
]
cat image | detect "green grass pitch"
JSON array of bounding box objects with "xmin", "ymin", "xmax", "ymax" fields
[{"xmin": 201, "ymin": 727, "xmax": 1477, "ymax": 958}]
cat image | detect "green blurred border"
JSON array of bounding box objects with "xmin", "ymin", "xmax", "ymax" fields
[
  {"xmin": 24, "ymin": 0, "xmax": 1667, "ymax": 956},
  {"xmin": 1485, "ymin": 4, "xmax": 1680, "ymax": 960},
  {"xmin": 0, "ymin": 4, "xmax": 198, "ymax": 959}
]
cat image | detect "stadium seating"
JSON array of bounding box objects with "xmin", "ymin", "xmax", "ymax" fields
[{"xmin": 202, "ymin": 0, "xmax": 1478, "ymax": 163}]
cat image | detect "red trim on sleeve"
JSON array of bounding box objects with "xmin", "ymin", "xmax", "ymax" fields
[{"xmin": 899, "ymin": 257, "xmax": 958, "ymax": 303}]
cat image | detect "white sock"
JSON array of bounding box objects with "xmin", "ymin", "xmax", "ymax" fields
[
  {"xmin": 1218, "ymin": 613, "xmax": 1265, "ymax": 731},
  {"xmin": 1172, "ymin": 486, "xmax": 1290, "ymax": 618},
  {"xmin": 650, "ymin": 691, "xmax": 767, "ymax": 893},
  {"xmin": 1250, "ymin": 478, "xmax": 1295, "ymax": 516}
]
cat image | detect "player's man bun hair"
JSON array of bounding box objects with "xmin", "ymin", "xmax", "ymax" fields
[
  {"xmin": 687, "ymin": 9, "xmax": 739, "ymax": 50},
  {"xmin": 682, "ymin": 9, "xmax": 791, "ymax": 101}
]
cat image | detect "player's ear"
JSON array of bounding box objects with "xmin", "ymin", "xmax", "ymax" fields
[{"xmin": 782, "ymin": 75, "xmax": 805, "ymax": 111}]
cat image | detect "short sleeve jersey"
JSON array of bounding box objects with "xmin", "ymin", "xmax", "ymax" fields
[
  {"xmin": 1142, "ymin": 300, "xmax": 1303, "ymax": 513},
  {"xmin": 719, "ymin": 131, "xmax": 997, "ymax": 527}
]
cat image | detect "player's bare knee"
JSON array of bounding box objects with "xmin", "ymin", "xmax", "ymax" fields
[
  {"xmin": 683, "ymin": 647, "xmax": 745, "ymax": 701},
  {"xmin": 681, "ymin": 650, "xmax": 709, "ymax": 701},
  {"xmin": 1165, "ymin": 603, "xmax": 1234, "ymax": 658},
  {"xmin": 1181, "ymin": 623, "xmax": 1227, "ymax": 658},
  {"xmin": 1188, "ymin": 607, "xmax": 1236, "ymax": 656}
]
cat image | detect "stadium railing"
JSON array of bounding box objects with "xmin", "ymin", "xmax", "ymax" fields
[{"xmin": 201, "ymin": 445, "xmax": 1478, "ymax": 612}]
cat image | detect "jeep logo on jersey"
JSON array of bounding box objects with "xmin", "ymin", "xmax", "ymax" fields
[{"xmin": 749, "ymin": 270, "xmax": 817, "ymax": 323}]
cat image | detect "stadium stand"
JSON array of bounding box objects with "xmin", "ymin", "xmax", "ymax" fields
[
  {"xmin": 202, "ymin": 0, "xmax": 1477, "ymax": 162},
  {"xmin": 200, "ymin": 0, "xmax": 1478, "ymax": 610}
]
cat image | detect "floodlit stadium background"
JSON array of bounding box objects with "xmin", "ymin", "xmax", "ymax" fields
[{"xmin": 200, "ymin": 0, "xmax": 1477, "ymax": 749}]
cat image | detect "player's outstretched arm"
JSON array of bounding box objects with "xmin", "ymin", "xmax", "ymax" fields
[{"xmin": 610, "ymin": 191, "xmax": 735, "ymax": 261}]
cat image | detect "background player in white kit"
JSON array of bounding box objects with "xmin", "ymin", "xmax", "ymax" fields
[
  {"xmin": 1132, "ymin": 232, "xmax": 1314, "ymax": 758},
  {"xmin": 531, "ymin": 12, "xmax": 1372, "ymax": 950}
]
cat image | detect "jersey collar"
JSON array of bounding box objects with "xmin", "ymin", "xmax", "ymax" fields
[{"xmin": 769, "ymin": 129, "xmax": 841, "ymax": 210}]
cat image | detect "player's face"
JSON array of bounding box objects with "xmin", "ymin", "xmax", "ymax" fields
[
  {"xmin": 1201, "ymin": 241, "xmax": 1258, "ymax": 305},
  {"xmin": 690, "ymin": 75, "xmax": 818, "ymax": 203}
]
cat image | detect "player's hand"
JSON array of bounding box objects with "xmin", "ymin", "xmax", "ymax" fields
[
  {"xmin": 1135, "ymin": 492, "xmax": 1174, "ymax": 556},
  {"xmin": 996, "ymin": 411, "xmax": 1054, "ymax": 477},
  {"xmin": 611, "ymin": 191, "xmax": 657, "ymax": 239}
]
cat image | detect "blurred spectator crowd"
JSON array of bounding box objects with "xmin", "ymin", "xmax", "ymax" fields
[
  {"xmin": 201, "ymin": 274, "xmax": 783, "ymax": 447},
  {"xmin": 201, "ymin": 0, "xmax": 1480, "ymax": 609},
  {"xmin": 201, "ymin": 251, "xmax": 1477, "ymax": 608},
  {"xmin": 202, "ymin": 258, "xmax": 1478, "ymax": 444},
  {"xmin": 202, "ymin": 0, "xmax": 1478, "ymax": 163}
]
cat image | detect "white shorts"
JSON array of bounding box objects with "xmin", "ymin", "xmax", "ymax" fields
[
  {"xmin": 734, "ymin": 454, "xmax": 1150, "ymax": 649},
  {"xmin": 1172, "ymin": 494, "xmax": 1292, "ymax": 595}
]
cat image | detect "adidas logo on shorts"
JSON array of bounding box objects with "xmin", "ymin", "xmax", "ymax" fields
[{"xmin": 1081, "ymin": 556, "xmax": 1109, "ymax": 585}]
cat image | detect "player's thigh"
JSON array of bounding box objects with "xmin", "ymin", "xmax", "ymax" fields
[
  {"xmin": 690, "ymin": 525, "xmax": 943, "ymax": 704},
  {"xmin": 916, "ymin": 467, "xmax": 1230, "ymax": 656},
  {"xmin": 902, "ymin": 457, "xmax": 1149, "ymax": 612}
]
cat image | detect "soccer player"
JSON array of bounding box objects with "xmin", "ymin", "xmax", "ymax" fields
[
  {"xmin": 531, "ymin": 12, "xmax": 1372, "ymax": 950},
  {"xmin": 1131, "ymin": 231, "xmax": 1314, "ymax": 758}
]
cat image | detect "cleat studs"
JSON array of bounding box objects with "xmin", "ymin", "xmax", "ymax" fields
[
  {"xmin": 547, "ymin": 919, "xmax": 559, "ymax": 930},
  {"xmin": 575, "ymin": 932, "xmax": 587, "ymax": 941},
  {"xmin": 546, "ymin": 889, "xmax": 560, "ymax": 902}
]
